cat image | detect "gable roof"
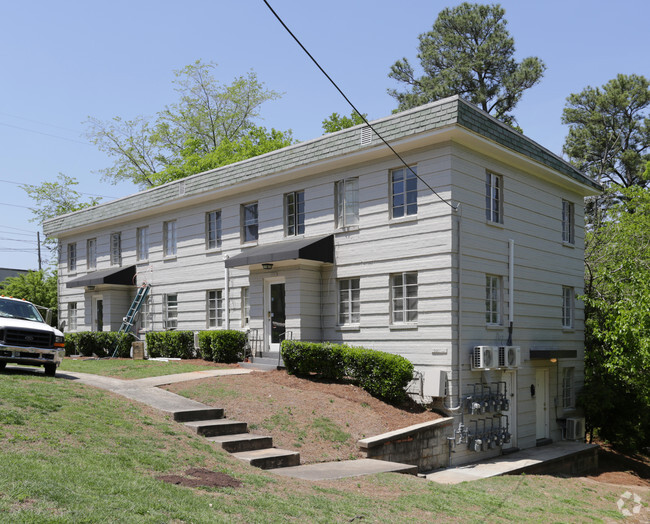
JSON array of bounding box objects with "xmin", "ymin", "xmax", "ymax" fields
[{"xmin": 43, "ymin": 96, "xmax": 601, "ymax": 237}]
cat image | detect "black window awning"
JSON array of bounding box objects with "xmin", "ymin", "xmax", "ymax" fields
[
  {"xmin": 529, "ymin": 348, "xmax": 578, "ymax": 360},
  {"xmin": 66, "ymin": 266, "xmax": 136, "ymax": 288},
  {"xmin": 225, "ymin": 235, "xmax": 334, "ymax": 268}
]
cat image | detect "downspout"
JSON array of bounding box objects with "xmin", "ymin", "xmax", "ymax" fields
[
  {"xmin": 507, "ymin": 239, "xmax": 514, "ymax": 346},
  {"xmin": 224, "ymin": 255, "xmax": 230, "ymax": 329}
]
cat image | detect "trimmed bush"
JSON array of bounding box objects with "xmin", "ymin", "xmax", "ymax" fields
[
  {"xmin": 281, "ymin": 340, "xmax": 414, "ymax": 403},
  {"xmin": 64, "ymin": 331, "xmax": 134, "ymax": 358},
  {"xmin": 145, "ymin": 331, "xmax": 195, "ymax": 359},
  {"xmin": 198, "ymin": 330, "xmax": 247, "ymax": 363}
]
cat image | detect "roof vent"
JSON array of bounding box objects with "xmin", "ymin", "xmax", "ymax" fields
[
  {"xmin": 178, "ymin": 181, "xmax": 186, "ymax": 196},
  {"xmin": 360, "ymin": 126, "xmax": 372, "ymax": 146}
]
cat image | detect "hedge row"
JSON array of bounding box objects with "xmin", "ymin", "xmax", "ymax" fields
[
  {"xmin": 197, "ymin": 330, "xmax": 247, "ymax": 363},
  {"xmin": 281, "ymin": 340, "xmax": 414, "ymax": 403},
  {"xmin": 65, "ymin": 332, "xmax": 135, "ymax": 358},
  {"xmin": 145, "ymin": 331, "xmax": 195, "ymax": 359}
]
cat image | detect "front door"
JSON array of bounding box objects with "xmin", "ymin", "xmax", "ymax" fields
[
  {"xmin": 265, "ymin": 279, "xmax": 286, "ymax": 353},
  {"xmin": 535, "ymin": 368, "xmax": 550, "ymax": 440},
  {"xmin": 92, "ymin": 296, "xmax": 104, "ymax": 332}
]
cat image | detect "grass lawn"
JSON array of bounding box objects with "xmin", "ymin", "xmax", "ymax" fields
[
  {"xmin": 58, "ymin": 357, "xmax": 232, "ymax": 380},
  {"xmin": 0, "ymin": 369, "xmax": 640, "ymax": 523}
]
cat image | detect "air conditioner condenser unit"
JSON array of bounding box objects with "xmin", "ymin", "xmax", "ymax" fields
[
  {"xmin": 498, "ymin": 346, "xmax": 521, "ymax": 368},
  {"xmin": 471, "ymin": 346, "xmax": 498, "ymax": 370},
  {"xmin": 565, "ymin": 417, "xmax": 586, "ymax": 440}
]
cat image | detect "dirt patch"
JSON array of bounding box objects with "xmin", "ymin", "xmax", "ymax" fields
[
  {"xmin": 157, "ymin": 468, "xmax": 242, "ymax": 489},
  {"xmin": 586, "ymin": 444, "xmax": 650, "ymax": 487}
]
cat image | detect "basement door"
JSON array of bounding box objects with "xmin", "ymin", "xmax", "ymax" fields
[
  {"xmin": 264, "ymin": 278, "xmax": 286, "ymax": 354},
  {"xmin": 535, "ymin": 368, "xmax": 550, "ymax": 440}
]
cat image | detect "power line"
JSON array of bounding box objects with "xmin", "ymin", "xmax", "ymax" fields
[
  {"xmin": 0, "ymin": 111, "xmax": 83, "ymax": 134},
  {"xmin": 0, "ymin": 201, "xmax": 32, "ymax": 209},
  {"xmin": 0, "ymin": 225, "xmax": 36, "ymax": 234},
  {"xmin": 0, "ymin": 121, "xmax": 91, "ymax": 146},
  {"xmin": 0, "ymin": 178, "xmax": 116, "ymax": 199},
  {"xmin": 262, "ymin": 0, "xmax": 457, "ymax": 211}
]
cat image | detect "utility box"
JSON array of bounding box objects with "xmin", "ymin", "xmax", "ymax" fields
[{"xmin": 132, "ymin": 341, "xmax": 145, "ymax": 360}]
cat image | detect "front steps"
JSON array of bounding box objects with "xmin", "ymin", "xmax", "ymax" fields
[
  {"xmin": 239, "ymin": 352, "xmax": 284, "ymax": 371},
  {"xmin": 179, "ymin": 407, "xmax": 299, "ymax": 470}
]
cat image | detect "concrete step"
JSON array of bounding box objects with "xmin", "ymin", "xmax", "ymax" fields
[
  {"xmin": 238, "ymin": 361, "xmax": 280, "ymax": 371},
  {"xmin": 172, "ymin": 407, "xmax": 224, "ymax": 423},
  {"xmin": 232, "ymin": 448, "xmax": 300, "ymax": 470},
  {"xmin": 206, "ymin": 433, "xmax": 274, "ymax": 453},
  {"xmin": 184, "ymin": 418, "xmax": 248, "ymax": 437}
]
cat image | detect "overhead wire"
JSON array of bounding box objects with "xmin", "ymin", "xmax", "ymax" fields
[{"xmin": 262, "ymin": 0, "xmax": 458, "ymax": 211}]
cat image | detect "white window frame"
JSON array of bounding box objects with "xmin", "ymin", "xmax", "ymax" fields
[
  {"xmin": 110, "ymin": 232, "xmax": 122, "ymax": 266},
  {"xmin": 68, "ymin": 302, "xmax": 77, "ymax": 331},
  {"xmin": 138, "ymin": 295, "xmax": 151, "ymax": 333},
  {"xmin": 207, "ymin": 290, "xmax": 224, "ymax": 328},
  {"xmin": 338, "ymin": 278, "xmax": 360, "ymax": 325},
  {"xmin": 486, "ymin": 275, "xmax": 502, "ymax": 325},
  {"xmin": 391, "ymin": 272, "xmax": 418, "ymax": 324},
  {"xmin": 87, "ymin": 238, "xmax": 97, "ymax": 270},
  {"xmin": 335, "ymin": 177, "xmax": 359, "ymax": 229},
  {"xmin": 285, "ymin": 190, "xmax": 305, "ymax": 236},
  {"xmin": 241, "ymin": 287, "xmax": 250, "ymax": 328},
  {"xmin": 206, "ymin": 210, "xmax": 222, "ymax": 250},
  {"xmin": 391, "ymin": 166, "xmax": 418, "ymax": 219},
  {"xmin": 164, "ymin": 293, "xmax": 178, "ymax": 330},
  {"xmin": 137, "ymin": 226, "xmax": 149, "ymax": 261},
  {"xmin": 67, "ymin": 243, "xmax": 77, "ymax": 272},
  {"xmin": 163, "ymin": 220, "xmax": 177, "ymax": 257},
  {"xmin": 486, "ymin": 172, "xmax": 503, "ymax": 223},
  {"xmin": 241, "ymin": 202, "xmax": 259, "ymax": 243},
  {"xmin": 562, "ymin": 200, "xmax": 575, "ymax": 244},
  {"xmin": 562, "ymin": 367, "xmax": 575, "ymax": 409},
  {"xmin": 562, "ymin": 286, "xmax": 574, "ymax": 329}
]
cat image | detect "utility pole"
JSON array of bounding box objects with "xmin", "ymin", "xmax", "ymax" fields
[{"xmin": 37, "ymin": 232, "xmax": 42, "ymax": 271}]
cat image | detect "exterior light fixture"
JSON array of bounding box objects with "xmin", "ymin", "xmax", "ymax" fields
[{"xmin": 262, "ymin": 263, "xmax": 273, "ymax": 270}]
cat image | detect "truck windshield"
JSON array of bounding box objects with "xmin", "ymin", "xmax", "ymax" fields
[{"xmin": 0, "ymin": 299, "xmax": 43, "ymax": 322}]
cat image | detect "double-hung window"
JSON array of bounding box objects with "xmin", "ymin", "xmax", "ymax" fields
[
  {"xmin": 164, "ymin": 293, "xmax": 178, "ymax": 330},
  {"xmin": 206, "ymin": 210, "xmax": 222, "ymax": 250},
  {"xmin": 241, "ymin": 202, "xmax": 259, "ymax": 243},
  {"xmin": 486, "ymin": 172, "xmax": 503, "ymax": 223},
  {"xmin": 137, "ymin": 226, "xmax": 149, "ymax": 261},
  {"xmin": 87, "ymin": 238, "xmax": 97, "ymax": 269},
  {"xmin": 285, "ymin": 191, "xmax": 305, "ymax": 236},
  {"xmin": 163, "ymin": 220, "xmax": 177, "ymax": 257},
  {"xmin": 68, "ymin": 302, "xmax": 77, "ymax": 331},
  {"xmin": 391, "ymin": 166, "xmax": 418, "ymax": 218},
  {"xmin": 486, "ymin": 275, "xmax": 502, "ymax": 325},
  {"xmin": 207, "ymin": 290, "xmax": 224, "ymax": 328},
  {"xmin": 110, "ymin": 232, "xmax": 122, "ymax": 266},
  {"xmin": 338, "ymin": 278, "xmax": 360, "ymax": 325},
  {"xmin": 562, "ymin": 200, "xmax": 575, "ymax": 244},
  {"xmin": 67, "ymin": 243, "xmax": 77, "ymax": 272},
  {"xmin": 391, "ymin": 272, "xmax": 418, "ymax": 324},
  {"xmin": 562, "ymin": 286, "xmax": 574, "ymax": 328},
  {"xmin": 562, "ymin": 367, "xmax": 575, "ymax": 409},
  {"xmin": 335, "ymin": 178, "xmax": 359, "ymax": 228}
]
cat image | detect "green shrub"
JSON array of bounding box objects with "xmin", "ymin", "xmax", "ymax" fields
[
  {"xmin": 281, "ymin": 340, "xmax": 413, "ymax": 403},
  {"xmin": 145, "ymin": 331, "xmax": 195, "ymax": 359},
  {"xmin": 198, "ymin": 330, "xmax": 247, "ymax": 363},
  {"xmin": 64, "ymin": 332, "xmax": 134, "ymax": 358}
]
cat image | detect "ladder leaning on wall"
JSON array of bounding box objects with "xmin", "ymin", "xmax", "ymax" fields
[{"xmin": 111, "ymin": 283, "xmax": 151, "ymax": 358}]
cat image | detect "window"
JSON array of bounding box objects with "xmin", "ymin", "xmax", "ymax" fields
[
  {"xmin": 562, "ymin": 286, "xmax": 574, "ymax": 328},
  {"xmin": 164, "ymin": 293, "xmax": 178, "ymax": 330},
  {"xmin": 486, "ymin": 172, "xmax": 503, "ymax": 223},
  {"xmin": 137, "ymin": 227, "xmax": 149, "ymax": 261},
  {"xmin": 139, "ymin": 296, "xmax": 151, "ymax": 333},
  {"xmin": 241, "ymin": 202, "xmax": 259, "ymax": 243},
  {"xmin": 338, "ymin": 278, "xmax": 360, "ymax": 325},
  {"xmin": 486, "ymin": 275, "xmax": 502, "ymax": 325},
  {"xmin": 335, "ymin": 178, "xmax": 359, "ymax": 228},
  {"xmin": 207, "ymin": 290, "xmax": 224, "ymax": 328},
  {"xmin": 68, "ymin": 302, "xmax": 77, "ymax": 331},
  {"xmin": 562, "ymin": 200, "xmax": 575, "ymax": 244},
  {"xmin": 562, "ymin": 367, "xmax": 575, "ymax": 409},
  {"xmin": 206, "ymin": 210, "xmax": 222, "ymax": 250},
  {"xmin": 87, "ymin": 238, "xmax": 97, "ymax": 269},
  {"xmin": 110, "ymin": 232, "xmax": 122, "ymax": 266},
  {"xmin": 391, "ymin": 272, "xmax": 418, "ymax": 324},
  {"xmin": 163, "ymin": 220, "xmax": 177, "ymax": 257},
  {"xmin": 241, "ymin": 287, "xmax": 250, "ymax": 328},
  {"xmin": 391, "ymin": 166, "xmax": 418, "ymax": 218},
  {"xmin": 285, "ymin": 191, "xmax": 305, "ymax": 236},
  {"xmin": 67, "ymin": 243, "xmax": 77, "ymax": 272}
]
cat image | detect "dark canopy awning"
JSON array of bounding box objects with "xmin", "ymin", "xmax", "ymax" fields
[
  {"xmin": 225, "ymin": 235, "xmax": 334, "ymax": 268},
  {"xmin": 529, "ymin": 348, "xmax": 578, "ymax": 360},
  {"xmin": 66, "ymin": 265, "xmax": 136, "ymax": 288}
]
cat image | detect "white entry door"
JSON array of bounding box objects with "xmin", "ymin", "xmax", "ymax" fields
[
  {"xmin": 264, "ymin": 278, "xmax": 286, "ymax": 353},
  {"xmin": 92, "ymin": 296, "xmax": 104, "ymax": 332},
  {"xmin": 535, "ymin": 368, "xmax": 550, "ymax": 440}
]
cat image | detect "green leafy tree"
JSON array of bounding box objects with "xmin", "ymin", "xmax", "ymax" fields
[
  {"xmin": 321, "ymin": 111, "xmax": 367, "ymax": 133},
  {"xmin": 388, "ymin": 2, "xmax": 545, "ymax": 126},
  {"xmin": 86, "ymin": 60, "xmax": 285, "ymax": 187},
  {"xmin": 581, "ymin": 185, "xmax": 650, "ymax": 451},
  {"xmin": 562, "ymin": 74, "xmax": 650, "ymax": 189},
  {"xmin": 0, "ymin": 270, "xmax": 58, "ymax": 323}
]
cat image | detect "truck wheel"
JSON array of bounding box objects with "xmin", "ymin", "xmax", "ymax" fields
[{"xmin": 44, "ymin": 364, "xmax": 56, "ymax": 377}]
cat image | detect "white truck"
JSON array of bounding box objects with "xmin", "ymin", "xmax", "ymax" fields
[{"xmin": 0, "ymin": 295, "xmax": 65, "ymax": 377}]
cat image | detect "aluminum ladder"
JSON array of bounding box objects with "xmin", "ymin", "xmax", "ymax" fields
[{"xmin": 111, "ymin": 283, "xmax": 151, "ymax": 358}]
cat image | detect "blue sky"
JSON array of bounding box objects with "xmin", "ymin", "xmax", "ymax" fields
[{"xmin": 1, "ymin": 0, "xmax": 648, "ymax": 270}]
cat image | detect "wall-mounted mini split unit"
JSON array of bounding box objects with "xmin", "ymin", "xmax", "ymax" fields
[
  {"xmin": 565, "ymin": 417, "xmax": 586, "ymax": 440},
  {"xmin": 498, "ymin": 346, "xmax": 521, "ymax": 368},
  {"xmin": 471, "ymin": 346, "xmax": 498, "ymax": 370}
]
